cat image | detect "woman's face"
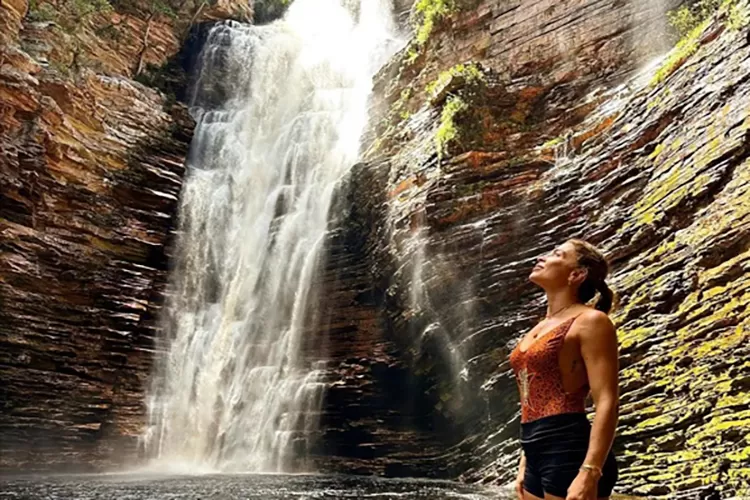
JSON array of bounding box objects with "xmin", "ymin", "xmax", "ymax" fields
[{"xmin": 529, "ymin": 241, "xmax": 583, "ymax": 287}]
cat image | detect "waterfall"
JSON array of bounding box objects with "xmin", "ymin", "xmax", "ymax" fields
[{"xmin": 144, "ymin": 0, "xmax": 401, "ymax": 472}]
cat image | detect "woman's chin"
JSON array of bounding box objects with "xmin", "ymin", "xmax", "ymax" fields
[{"xmin": 530, "ymin": 266, "xmax": 552, "ymax": 283}]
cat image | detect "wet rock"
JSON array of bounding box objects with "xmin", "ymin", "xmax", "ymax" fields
[
  {"xmin": 0, "ymin": 0, "xmax": 246, "ymax": 471},
  {"xmin": 336, "ymin": 0, "xmax": 750, "ymax": 497}
]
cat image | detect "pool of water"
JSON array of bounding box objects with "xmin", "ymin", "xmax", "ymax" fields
[{"xmin": 0, "ymin": 473, "xmax": 512, "ymax": 499}]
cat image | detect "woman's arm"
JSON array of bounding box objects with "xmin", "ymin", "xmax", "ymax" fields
[
  {"xmin": 515, "ymin": 449, "xmax": 526, "ymax": 499},
  {"xmin": 566, "ymin": 310, "xmax": 620, "ymax": 500}
]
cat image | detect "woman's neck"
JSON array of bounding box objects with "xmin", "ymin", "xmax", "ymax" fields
[{"xmin": 545, "ymin": 289, "xmax": 579, "ymax": 318}]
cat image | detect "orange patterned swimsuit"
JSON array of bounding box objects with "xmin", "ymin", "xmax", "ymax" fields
[{"xmin": 509, "ymin": 315, "xmax": 589, "ymax": 423}]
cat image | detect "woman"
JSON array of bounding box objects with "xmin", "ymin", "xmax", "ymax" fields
[{"xmin": 509, "ymin": 239, "xmax": 619, "ymax": 500}]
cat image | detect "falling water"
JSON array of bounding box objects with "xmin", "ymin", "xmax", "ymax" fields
[{"xmin": 144, "ymin": 0, "xmax": 401, "ymax": 472}]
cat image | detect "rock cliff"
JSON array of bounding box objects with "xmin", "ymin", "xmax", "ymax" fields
[
  {"xmin": 321, "ymin": 0, "xmax": 750, "ymax": 497},
  {"xmin": 0, "ymin": 0, "xmax": 249, "ymax": 470},
  {"xmin": 2, "ymin": 0, "xmax": 749, "ymax": 496}
]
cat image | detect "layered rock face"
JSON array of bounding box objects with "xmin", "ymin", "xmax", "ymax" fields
[
  {"xmin": 2, "ymin": 0, "xmax": 749, "ymax": 497},
  {"xmin": 310, "ymin": 176, "xmax": 459, "ymax": 478},
  {"xmin": 331, "ymin": 0, "xmax": 750, "ymax": 497},
  {"xmin": 0, "ymin": 0, "xmax": 248, "ymax": 470}
]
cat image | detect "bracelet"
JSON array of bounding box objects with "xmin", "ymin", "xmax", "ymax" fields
[{"xmin": 579, "ymin": 464, "xmax": 603, "ymax": 478}]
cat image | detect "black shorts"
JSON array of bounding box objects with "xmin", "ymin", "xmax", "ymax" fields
[{"xmin": 521, "ymin": 413, "xmax": 618, "ymax": 498}]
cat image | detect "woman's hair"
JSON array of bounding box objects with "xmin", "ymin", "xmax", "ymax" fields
[{"xmin": 568, "ymin": 239, "xmax": 616, "ymax": 314}]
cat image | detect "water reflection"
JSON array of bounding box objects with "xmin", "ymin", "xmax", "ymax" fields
[{"xmin": 0, "ymin": 473, "xmax": 511, "ymax": 500}]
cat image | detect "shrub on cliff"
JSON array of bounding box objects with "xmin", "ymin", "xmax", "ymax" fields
[
  {"xmin": 413, "ymin": 0, "xmax": 455, "ymax": 46},
  {"xmin": 668, "ymin": 0, "xmax": 749, "ymax": 35},
  {"xmin": 28, "ymin": 0, "xmax": 112, "ymax": 29},
  {"xmin": 668, "ymin": 0, "xmax": 722, "ymax": 36},
  {"xmin": 435, "ymin": 95, "xmax": 467, "ymax": 159}
]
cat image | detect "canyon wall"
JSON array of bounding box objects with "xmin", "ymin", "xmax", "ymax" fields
[
  {"xmin": 323, "ymin": 0, "xmax": 750, "ymax": 497},
  {"xmin": 2, "ymin": 0, "xmax": 749, "ymax": 497},
  {"xmin": 0, "ymin": 0, "xmax": 249, "ymax": 470}
]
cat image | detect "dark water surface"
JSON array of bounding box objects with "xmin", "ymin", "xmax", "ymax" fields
[{"xmin": 0, "ymin": 473, "xmax": 512, "ymax": 499}]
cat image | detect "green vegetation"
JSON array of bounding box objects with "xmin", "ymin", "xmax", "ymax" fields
[
  {"xmin": 414, "ymin": 0, "xmax": 456, "ymax": 46},
  {"xmin": 420, "ymin": 63, "xmax": 485, "ymax": 159},
  {"xmin": 27, "ymin": 0, "xmax": 113, "ymax": 75},
  {"xmin": 26, "ymin": 0, "xmax": 193, "ymax": 79},
  {"xmin": 26, "ymin": 0, "xmax": 181, "ymax": 33},
  {"xmin": 388, "ymin": 87, "xmax": 415, "ymax": 124},
  {"xmin": 435, "ymin": 95, "xmax": 467, "ymax": 158},
  {"xmin": 425, "ymin": 62, "xmax": 484, "ymax": 98},
  {"xmin": 28, "ymin": 0, "xmax": 112, "ymax": 27},
  {"xmin": 541, "ymin": 137, "xmax": 564, "ymax": 149},
  {"xmin": 668, "ymin": 0, "xmax": 749, "ymax": 35},
  {"xmin": 406, "ymin": 0, "xmax": 479, "ymax": 66},
  {"xmin": 655, "ymin": 0, "xmax": 750, "ymax": 85},
  {"xmin": 149, "ymin": 0, "xmax": 178, "ymax": 19},
  {"xmin": 69, "ymin": 0, "xmax": 112, "ymax": 19},
  {"xmin": 394, "ymin": 87, "xmax": 413, "ymax": 112},
  {"xmin": 651, "ymin": 19, "xmax": 708, "ymax": 86},
  {"xmin": 27, "ymin": 0, "xmax": 58, "ymax": 22},
  {"xmin": 406, "ymin": 44, "xmax": 420, "ymax": 64},
  {"xmin": 727, "ymin": 0, "xmax": 750, "ymax": 29},
  {"xmin": 651, "ymin": 0, "xmax": 721, "ymax": 86},
  {"xmin": 667, "ymin": 0, "xmax": 722, "ymax": 36},
  {"xmin": 110, "ymin": 0, "xmax": 181, "ymax": 19}
]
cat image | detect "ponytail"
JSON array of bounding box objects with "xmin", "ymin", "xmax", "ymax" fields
[
  {"xmin": 594, "ymin": 280, "xmax": 615, "ymax": 314},
  {"xmin": 568, "ymin": 238, "xmax": 616, "ymax": 315}
]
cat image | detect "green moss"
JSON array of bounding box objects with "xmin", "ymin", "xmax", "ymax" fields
[
  {"xmin": 364, "ymin": 137, "xmax": 384, "ymax": 158},
  {"xmin": 728, "ymin": 1, "xmax": 750, "ymax": 29},
  {"xmin": 626, "ymin": 135, "xmax": 723, "ymax": 230},
  {"xmin": 726, "ymin": 443, "xmax": 750, "ymax": 462},
  {"xmin": 27, "ymin": 0, "xmax": 58, "ymax": 21},
  {"xmin": 425, "ymin": 62, "xmax": 484, "ymax": 98},
  {"xmin": 649, "ymin": 142, "xmax": 666, "ymax": 159},
  {"xmin": 542, "ymin": 137, "xmax": 564, "ymax": 149},
  {"xmin": 109, "ymin": 0, "xmax": 184, "ymax": 18},
  {"xmin": 405, "ymin": 43, "xmax": 420, "ymax": 64},
  {"xmin": 414, "ymin": 0, "xmax": 456, "ymax": 46},
  {"xmin": 634, "ymin": 412, "xmax": 678, "ymax": 432},
  {"xmin": 630, "ymin": 168, "xmax": 682, "ymax": 224},
  {"xmin": 687, "ymin": 410, "xmax": 750, "ymax": 448},
  {"xmin": 667, "ymin": 0, "xmax": 722, "ymax": 36},
  {"xmin": 392, "ymin": 87, "xmax": 413, "ymax": 117},
  {"xmin": 28, "ymin": 0, "xmax": 112, "ymax": 28},
  {"xmin": 666, "ymin": 0, "xmax": 747, "ymax": 36},
  {"xmin": 619, "ymin": 326, "xmax": 657, "ymax": 350},
  {"xmin": 150, "ymin": 0, "xmax": 177, "ymax": 18},
  {"xmin": 656, "ymin": 0, "xmax": 749, "ymax": 85},
  {"xmin": 649, "ymin": 471, "xmax": 680, "ymax": 482},
  {"xmin": 69, "ymin": 0, "xmax": 112, "ymax": 20},
  {"xmin": 435, "ymin": 95, "xmax": 467, "ymax": 159},
  {"xmin": 651, "ymin": 19, "xmax": 707, "ymax": 86},
  {"xmin": 26, "ymin": 0, "xmax": 118, "ymax": 78}
]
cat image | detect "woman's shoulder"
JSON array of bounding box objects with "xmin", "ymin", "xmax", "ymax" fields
[
  {"xmin": 571, "ymin": 307, "xmax": 616, "ymax": 340},
  {"xmin": 574, "ymin": 306, "xmax": 611, "ymax": 324}
]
